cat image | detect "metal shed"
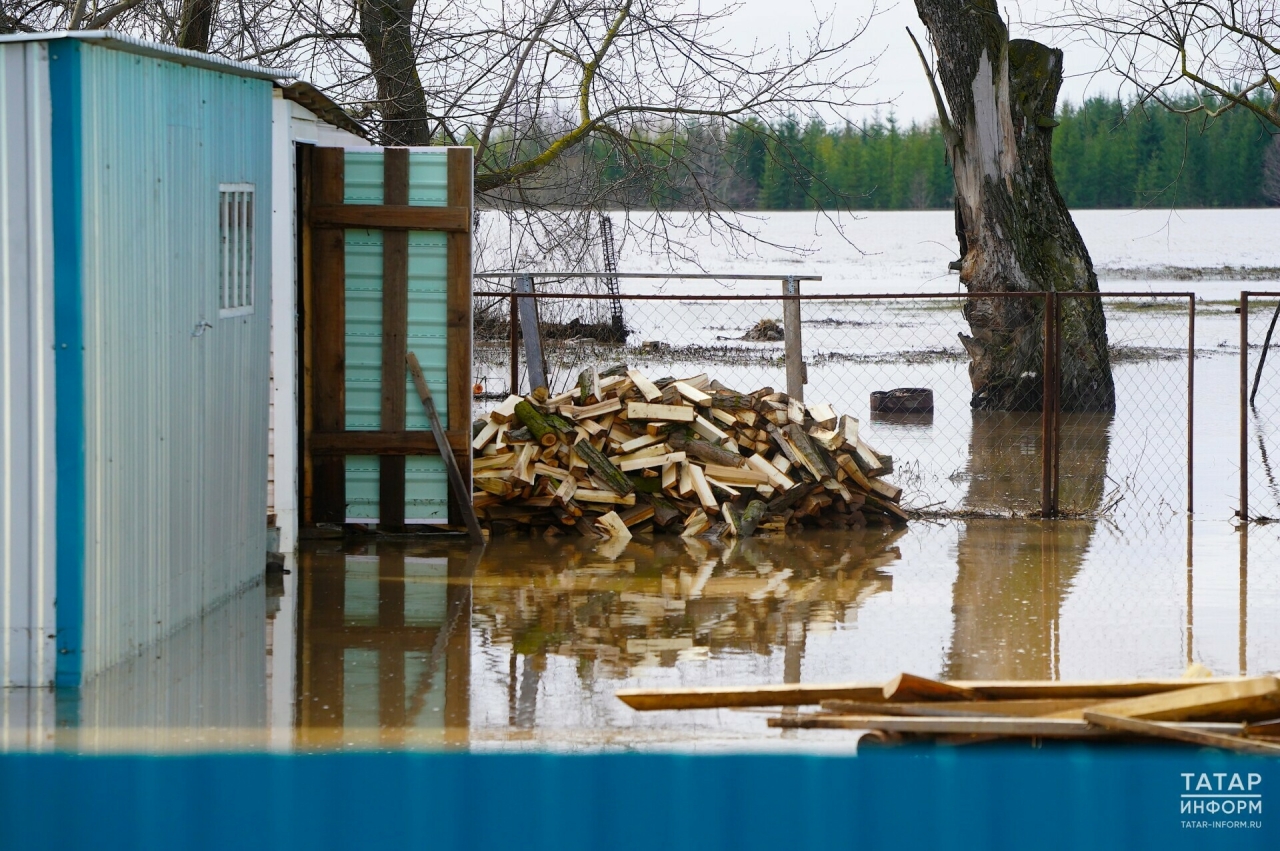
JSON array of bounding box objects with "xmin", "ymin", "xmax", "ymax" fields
[{"xmin": 0, "ymin": 32, "xmax": 277, "ymax": 687}]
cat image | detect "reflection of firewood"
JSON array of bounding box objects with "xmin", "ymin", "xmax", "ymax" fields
[{"xmin": 471, "ymin": 367, "xmax": 910, "ymax": 537}]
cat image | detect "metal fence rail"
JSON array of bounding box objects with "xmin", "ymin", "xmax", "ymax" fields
[{"xmin": 473, "ymin": 276, "xmax": 1194, "ymax": 521}]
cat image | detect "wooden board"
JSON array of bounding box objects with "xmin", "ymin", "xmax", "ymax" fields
[
  {"xmin": 445, "ymin": 147, "xmax": 474, "ymax": 528},
  {"xmin": 769, "ymin": 715, "xmax": 1248, "ymax": 738},
  {"xmin": 308, "ymin": 204, "xmax": 471, "ymax": 232},
  {"xmin": 821, "ymin": 699, "xmax": 1104, "ymax": 719},
  {"xmin": 884, "ymin": 673, "xmax": 980, "ymax": 702},
  {"xmin": 1083, "ymin": 711, "xmax": 1280, "ymax": 755},
  {"xmin": 1069, "ymin": 676, "xmax": 1280, "ymax": 722},
  {"xmin": 378, "ymin": 149, "xmax": 410, "ymax": 531},
  {"xmin": 308, "ymin": 147, "xmax": 347, "ymax": 524}
]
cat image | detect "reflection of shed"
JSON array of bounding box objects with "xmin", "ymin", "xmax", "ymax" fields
[{"xmin": 0, "ymin": 33, "xmax": 284, "ymax": 688}]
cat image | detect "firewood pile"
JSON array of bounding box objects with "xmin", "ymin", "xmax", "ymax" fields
[
  {"xmin": 471, "ymin": 366, "xmax": 908, "ymax": 540},
  {"xmin": 615, "ymin": 671, "xmax": 1280, "ymax": 754}
]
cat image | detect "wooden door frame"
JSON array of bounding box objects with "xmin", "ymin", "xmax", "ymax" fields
[{"xmin": 299, "ymin": 145, "xmax": 473, "ymax": 530}]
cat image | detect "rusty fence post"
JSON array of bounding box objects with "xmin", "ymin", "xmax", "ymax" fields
[
  {"xmin": 509, "ymin": 293, "xmax": 519, "ymax": 396},
  {"xmin": 1187, "ymin": 295, "xmax": 1195, "ymax": 515},
  {"xmin": 1240, "ymin": 292, "xmax": 1249, "ymax": 522},
  {"xmin": 1041, "ymin": 292, "xmax": 1059, "ymax": 519}
]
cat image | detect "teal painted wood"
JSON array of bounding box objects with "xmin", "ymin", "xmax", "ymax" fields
[
  {"xmin": 71, "ymin": 42, "xmax": 272, "ymax": 680},
  {"xmin": 342, "ymin": 150, "xmax": 450, "ymax": 522}
]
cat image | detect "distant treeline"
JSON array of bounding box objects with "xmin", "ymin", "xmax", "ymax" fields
[{"xmin": 581, "ymin": 97, "xmax": 1277, "ymax": 210}]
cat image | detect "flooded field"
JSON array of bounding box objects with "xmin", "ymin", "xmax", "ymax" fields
[{"xmin": 4, "ymin": 209, "xmax": 1279, "ymax": 754}]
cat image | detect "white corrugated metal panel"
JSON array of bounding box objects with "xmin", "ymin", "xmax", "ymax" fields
[
  {"xmin": 0, "ymin": 41, "xmax": 57, "ymax": 688},
  {"xmin": 75, "ymin": 42, "xmax": 272, "ymax": 679},
  {"xmin": 0, "ymin": 30, "xmax": 291, "ymax": 80},
  {"xmin": 77, "ymin": 579, "xmax": 267, "ymax": 745}
]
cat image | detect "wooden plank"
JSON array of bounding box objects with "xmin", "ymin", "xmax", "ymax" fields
[
  {"xmin": 1069, "ymin": 676, "xmax": 1280, "ymax": 722},
  {"xmin": 769, "ymin": 715, "xmax": 1248, "ymax": 738},
  {"xmin": 821, "ymin": 699, "xmax": 1104, "ymax": 719},
  {"xmin": 297, "ymin": 144, "xmax": 317, "ymax": 525},
  {"xmin": 1083, "ymin": 711, "xmax": 1280, "ymax": 755},
  {"xmin": 379, "ymin": 148, "xmax": 410, "ymax": 531},
  {"xmin": 883, "ymin": 673, "xmax": 981, "ymax": 702},
  {"xmin": 407, "ymin": 350, "xmax": 483, "ymax": 543},
  {"xmin": 626, "ymin": 402, "xmax": 696, "ymax": 422},
  {"xmin": 309, "ymin": 204, "xmax": 471, "ymax": 232},
  {"xmin": 310, "ymin": 430, "xmax": 470, "ymax": 454},
  {"xmin": 445, "ymin": 147, "xmax": 474, "ymax": 527},
  {"xmin": 615, "ymin": 678, "xmax": 1258, "ymax": 711},
  {"xmin": 309, "ymin": 147, "xmax": 346, "ymax": 524}
]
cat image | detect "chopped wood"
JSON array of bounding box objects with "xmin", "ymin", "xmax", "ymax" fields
[
  {"xmin": 808, "ymin": 402, "xmax": 837, "ymax": 429},
  {"xmin": 627, "ymin": 369, "xmax": 663, "ymax": 402},
  {"xmin": 627, "ymin": 402, "xmax": 697, "ymax": 422},
  {"xmin": 489, "ymin": 394, "xmax": 523, "ymax": 424},
  {"xmin": 837, "ymin": 415, "xmax": 859, "ymax": 448},
  {"xmin": 704, "ymin": 476, "xmax": 742, "ymax": 498},
  {"xmin": 619, "ymin": 432, "xmax": 664, "ymax": 454},
  {"xmin": 681, "ymin": 509, "xmax": 710, "ymax": 538},
  {"xmin": 471, "ymin": 420, "xmax": 500, "ymax": 450},
  {"xmin": 618, "ymin": 504, "xmax": 655, "ymax": 527},
  {"xmin": 692, "ymin": 414, "xmax": 730, "ymax": 443},
  {"xmin": 619, "ymin": 451, "xmax": 686, "ymax": 472},
  {"xmin": 808, "ymin": 426, "xmax": 844, "ymax": 452},
  {"xmin": 561, "ymin": 398, "xmax": 623, "ymax": 421},
  {"xmin": 575, "ymin": 489, "xmax": 637, "ymax": 506},
  {"xmin": 688, "ymin": 463, "xmax": 717, "ymax": 510},
  {"xmin": 747, "ymin": 454, "xmax": 795, "ymax": 490},
  {"xmin": 593, "ymin": 510, "xmax": 633, "ymax": 540},
  {"xmin": 702, "ymin": 464, "xmax": 769, "ymax": 484},
  {"xmin": 515, "ymin": 400, "xmax": 560, "ymax": 447},
  {"xmin": 668, "ymin": 431, "xmax": 746, "ymax": 467},
  {"xmin": 673, "ymin": 381, "xmax": 713, "ymax": 405}
]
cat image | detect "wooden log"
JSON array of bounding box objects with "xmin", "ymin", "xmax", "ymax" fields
[
  {"xmin": 702, "ymin": 464, "xmax": 769, "ymax": 484},
  {"xmin": 489, "ymin": 394, "xmax": 524, "ymax": 424},
  {"xmin": 575, "ymin": 489, "xmax": 637, "ymax": 506},
  {"xmin": 869, "ymin": 478, "xmax": 903, "ymax": 503},
  {"xmin": 472, "ymin": 420, "xmax": 501, "ymax": 451},
  {"xmin": 560, "ymin": 398, "xmax": 623, "ymax": 421},
  {"xmin": 688, "ymin": 463, "xmax": 718, "ymax": 510},
  {"xmin": 594, "ymin": 510, "xmax": 633, "ymax": 540},
  {"xmin": 627, "ymin": 369, "xmax": 663, "ymax": 402},
  {"xmin": 1083, "ymin": 711, "xmax": 1280, "ymax": 754},
  {"xmin": 673, "ymin": 381, "xmax": 712, "ymax": 406},
  {"xmin": 705, "ymin": 477, "xmax": 741, "ymax": 498},
  {"xmin": 783, "ymin": 424, "xmax": 834, "ymax": 480},
  {"xmin": 734, "ymin": 499, "xmax": 767, "ymax": 537},
  {"xmin": 618, "ymin": 503, "xmax": 656, "ymax": 527},
  {"xmin": 515, "ymin": 400, "xmax": 561, "ymax": 447},
  {"xmin": 808, "ymin": 402, "xmax": 837, "ymax": 430},
  {"xmin": 837, "ymin": 414, "xmax": 859, "ymax": 449},
  {"xmin": 747, "ymin": 454, "xmax": 795, "ymax": 490},
  {"xmin": 627, "ymin": 402, "xmax": 696, "ymax": 422},
  {"xmin": 808, "ymin": 426, "xmax": 843, "ymax": 452},
  {"xmin": 681, "ymin": 509, "xmax": 710, "ymax": 538},
  {"xmin": 692, "ymin": 414, "xmax": 730, "ymax": 443},
  {"xmin": 614, "ymin": 443, "xmax": 673, "ymax": 465},
  {"xmin": 668, "ymin": 431, "xmax": 746, "ymax": 468},
  {"xmin": 619, "ymin": 432, "xmax": 664, "ymax": 454},
  {"xmin": 650, "ymin": 495, "xmax": 681, "ymax": 528},
  {"xmin": 865, "ymin": 494, "xmax": 910, "ymax": 523},
  {"xmin": 710, "ymin": 391, "xmax": 756, "ymax": 410},
  {"xmin": 1070, "ymin": 676, "xmax": 1280, "ymax": 722},
  {"xmin": 553, "ymin": 476, "xmax": 578, "ymax": 507},
  {"xmin": 836, "ymin": 453, "xmax": 873, "ymax": 491},
  {"xmin": 766, "ymin": 481, "xmax": 820, "ymax": 515},
  {"xmin": 573, "ymin": 440, "xmax": 634, "ymax": 495},
  {"xmin": 619, "ymin": 451, "xmax": 686, "ymax": 472}
]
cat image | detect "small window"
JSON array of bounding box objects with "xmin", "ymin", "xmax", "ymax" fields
[{"xmin": 219, "ymin": 184, "xmax": 255, "ymax": 317}]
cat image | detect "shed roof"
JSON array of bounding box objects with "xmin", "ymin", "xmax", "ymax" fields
[{"xmin": 0, "ymin": 30, "xmax": 292, "ymax": 80}]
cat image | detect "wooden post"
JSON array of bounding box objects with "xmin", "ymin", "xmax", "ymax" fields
[
  {"xmin": 309, "ymin": 148, "xmax": 347, "ymax": 524},
  {"xmin": 782, "ymin": 276, "xmax": 804, "ymax": 402},
  {"xmin": 1240, "ymin": 292, "xmax": 1249, "ymax": 522},
  {"xmin": 1187, "ymin": 295, "xmax": 1195, "ymax": 515},
  {"xmin": 445, "ymin": 147, "xmax": 474, "ymax": 528},
  {"xmin": 1040, "ymin": 292, "xmax": 1058, "ymax": 519},
  {"xmin": 516, "ymin": 275, "xmax": 548, "ymax": 392},
  {"xmin": 509, "ymin": 294, "xmax": 519, "ymax": 396},
  {"xmin": 379, "ymin": 148, "xmax": 409, "ymax": 531}
]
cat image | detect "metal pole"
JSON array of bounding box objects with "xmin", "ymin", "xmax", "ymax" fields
[
  {"xmin": 1187, "ymin": 295, "xmax": 1195, "ymax": 515},
  {"xmin": 1240, "ymin": 292, "xmax": 1249, "ymax": 522},
  {"xmin": 508, "ymin": 294, "xmax": 519, "ymax": 395},
  {"xmin": 515, "ymin": 275, "xmax": 549, "ymax": 392},
  {"xmin": 782, "ymin": 276, "xmax": 804, "ymax": 402}
]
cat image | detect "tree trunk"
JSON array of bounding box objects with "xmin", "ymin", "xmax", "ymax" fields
[
  {"xmin": 176, "ymin": 0, "xmax": 216, "ymax": 52},
  {"xmin": 359, "ymin": 0, "xmax": 432, "ymax": 145},
  {"xmin": 915, "ymin": 0, "xmax": 1115, "ymax": 412}
]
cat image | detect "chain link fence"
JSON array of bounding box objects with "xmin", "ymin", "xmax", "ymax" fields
[
  {"xmin": 473, "ymin": 277, "xmax": 1194, "ymax": 521},
  {"xmin": 1241, "ymin": 292, "xmax": 1280, "ymax": 523}
]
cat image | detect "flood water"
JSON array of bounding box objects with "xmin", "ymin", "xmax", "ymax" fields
[{"xmin": 4, "ymin": 209, "xmax": 1279, "ymax": 753}]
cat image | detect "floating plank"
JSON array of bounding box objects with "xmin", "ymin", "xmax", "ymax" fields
[
  {"xmin": 626, "ymin": 402, "xmax": 696, "ymax": 422},
  {"xmin": 821, "ymin": 699, "xmax": 1104, "ymax": 719},
  {"xmin": 1072, "ymin": 676, "xmax": 1280, "ymax": 722},
  {"xmin": 1083, "ymin": 711, "xmax": 1280, "ymax": 755},
  {"xmin": 769, "ymin": 715, "xmax": 1248, "ymax": 738}
]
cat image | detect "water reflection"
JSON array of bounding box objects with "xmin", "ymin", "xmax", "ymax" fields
[{"xmin": 948, "ymin": 412, "xmax": 1112, "ymax": 680}]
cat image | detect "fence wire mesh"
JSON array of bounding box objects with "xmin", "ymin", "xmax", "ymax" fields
[
  {"xmin": 1242, "ymin": 292, "xmax": 1280, "ymax": 523},
  {"xmin": 473, "ymin": 280, "xmax": 1192, "ymax": 521}
]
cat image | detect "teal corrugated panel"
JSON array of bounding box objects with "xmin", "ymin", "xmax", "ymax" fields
[{"xmin": 342, "ymin": 150, "xmax": 450, "ymax": 522}]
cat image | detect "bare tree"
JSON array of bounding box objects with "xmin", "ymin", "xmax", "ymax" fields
[
  {"xmin": 1060, "ymin": 0, "xmax": 1279, "ymax": 129},
  {"xmin": 6, "ymin": 0, "xmax": 883, "ymax": 263},
  {"xmin": 1264, "ymin": 135, "xmax": 1280, "ymax": 203},
  {"xmin": 911, "ymin": 0, "xmax": 1115, "ymax": 412}
]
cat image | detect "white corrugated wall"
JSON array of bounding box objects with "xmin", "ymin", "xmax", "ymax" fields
[
  {"xmin": 75, "ymin": 43, "xmax": 272, "ymax": 680},
  {"xmin": 0, "ymin": 41, "xmax": 57, "ymax": 689}
]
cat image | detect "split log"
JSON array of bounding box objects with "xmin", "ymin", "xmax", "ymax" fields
[
  {"xmin": 514, "ymin": 400, "xmax": 560, "ymax": 447},
  {"xmin": 783, "ymin": 424, "xmax": 834, "ymax": 480},
  {"xmin": 573, "ymin": 440, "xmax": 634, "ymax": 495},
  {"xmin": 668, "ymin": 431, "xmax": 747, "ymax": 468}
]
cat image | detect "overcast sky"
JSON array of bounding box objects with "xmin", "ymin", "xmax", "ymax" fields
[{"xmin": 715, "ymin": 0, "xmax": 1123, "ymax": 125}]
